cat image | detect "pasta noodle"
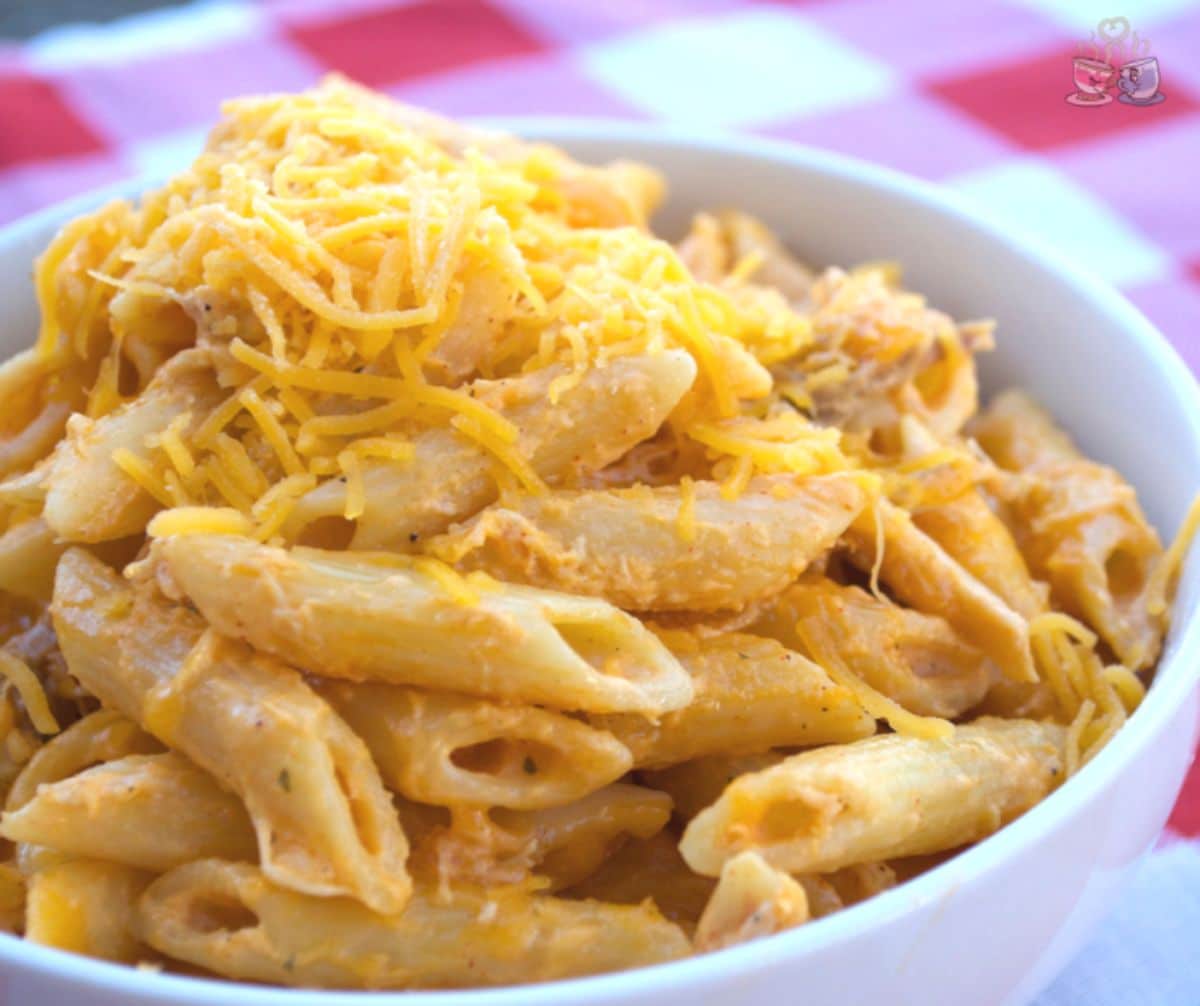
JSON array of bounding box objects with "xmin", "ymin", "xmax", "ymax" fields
[
  {"xmin": 136, "ymin": 860, "xmax": 690, "ymax": 988},
  {"xmin": 694, "ymin": 850, "xmax": 809, "ymax": 952},
  {"xmin": 318, "ymin": 680, "xmax": 633, "ymax": 809},
  {"xmin": 680, "ymin": 718, "xmax": 1066, "ymax": 876},
  {"xmin": 431, "ymin": 473, "xmax": 865, "ymax": 611},
  {"xmin": 0, "ymin": 752, "xmax": 258, "ymax": 870},
  {"xmin": 592, "ymin": 630, "xmax": 875, "ymax": 767},
  {"xmin": 153, "ymin": 534, "xmax": 693, "ymax": 715}
]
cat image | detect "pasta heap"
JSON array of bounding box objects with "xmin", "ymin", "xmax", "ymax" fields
[{"xmin": 0, "ymin": 77, "xmax": 1194, "ymax": 987}]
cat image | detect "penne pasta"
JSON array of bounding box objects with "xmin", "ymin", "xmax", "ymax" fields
[
  {"xmin": 318, "ymin": 680, "xmax": 633, "ymax": 809},
  {"xmin": 154, "ymin": 535, "xmax": 693, "ymax": 714},
  {"xmin": 286, "ymin": 350, "xmax": 697, "ymax": 551},
  {"xmin": 843, "ymin": 499, "xmax": 1036, "ymax": 682},
  {"xmin": 593, "ymin": 631, "xmax": 875, "ymax": 768},
  {"xmin": 717, "ymin": 210, "xmax": 816, "ymax": 303},
  {"xmin": 793, "ymin": 874, "xmax": 844, "ymax": 919},
  {"xmin": 970, "ymin": 388, "xmax": 1076, "ymax": 471},
  {"xmin": 137, "ymin": 859, "xmax": 691, "ymax": 988},
  {"xmin": 563, "ymin": 830, "xmax": 717, "ymax": 933},
  {"xmin": 681, "ymin": 718, "xmax": 1065, "ymax": 876},
  {"xmin": 25, "ymin": 858, "xmax": 153, "ymax": 964},
  {"xmin": 788, "ymin": 862, "xmax": 900, "ymax": 920},
  {"xmin": 894, "ymin": 336, "xmax": 979, "ymax": 440},
  {"xmin": 51, "ymin": 549, "xmax": 411, "ymax": 914},
  {"xmin": 0, "ymin": 518, "xmax": 67, "ymax": 604},
  {"xmin": 694, "ymin": 850, "xmax": 809, "ymax": 952},
  {"xmin": 0, "ymin": 349, "xmax": 86, "ymax": 481},
  {"xmin": 1, "ymin": 752, "xmax": 257, "ymax": 871},
  {"xmin": 415, "ymin": 784, "xmax": 673, "ymax": 891},
  {"xmin": 42, "ymin": 349, "xmax": 223, "ymax": 543},
  {"xmin": 973, "ymin": 389, "xmax": 1166, "ymax": 669},
  {"xmin": 750, "ymin": 580, "xmax": 991, "ymax": 719},
  {"xmin": 431, "ymin": 473, "xmax": 865, "ymax": 612},
  {"xmin": 913, "ymin": 488, "xmax": 1050, "ymax": 621},
  {"xmin": 819, "ymin": 861, "xmax": 899, "ymax": 906},
  {"xmin": 641, "ymin": 751, "xmax": 788, "ymax": 822},
  {"xmin": 5, "ymin": 708, "xmax": 161, "ymax": 813}
]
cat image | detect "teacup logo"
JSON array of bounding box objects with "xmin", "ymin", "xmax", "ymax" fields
[
  {"xmin": 1067, "ymin": 15, "xmax": 1166, "ymax": 107},
  {"xmin": 1118, "ymin": 56, "xmax": 1165, "ymax": 105}
]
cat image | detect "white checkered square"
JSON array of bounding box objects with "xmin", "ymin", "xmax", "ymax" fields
[
  {"xmin": 1014, "ymin": 0, "xmax": 1196, "ymax": 31},
  {"xmin": 949, "ymin": 159, "xmax": 1170, "ymax": 288},
  {"xmin": 581, "ymin": 8, "xmax": 894, "ymax": 128},
  {"xmin": 27, "ymin": 0, "xmax": 265, "ymax": 72}
]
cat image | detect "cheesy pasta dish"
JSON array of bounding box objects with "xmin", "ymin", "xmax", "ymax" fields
[{"xmin": 0, "ymin": 77, "xmax": 1193, "ymax": 988}]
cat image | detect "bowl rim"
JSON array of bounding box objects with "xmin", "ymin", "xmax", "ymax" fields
[{"xmin": 1, "ymin": 119, "xmax": 1198, "ymax": 1005}]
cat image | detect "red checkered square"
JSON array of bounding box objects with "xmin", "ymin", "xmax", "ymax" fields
[
  {"xmin": 0, "ymin": 72, "xmax": 108, "ymax": 168},
  {"xmin": 926, "ymin": 44, "xmax": 1200, "ymax": 153},
  {"xmin": 284, "ymin": 0, "xmax": 547, "ymax": 88},
  {"xmin": 1167, "ymin": 745, "xmax": 1200, "ymax": 838}
]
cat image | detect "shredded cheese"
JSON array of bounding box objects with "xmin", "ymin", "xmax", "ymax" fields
[
  {"xmin": 0, "ymin": 650, "xmax": 60, "ymax": 735},
  {"xmin": 1146, "ymin": 490, "xmax": 1200, "ymax": 616},
  {"xmin": 411, "ymin": 556, "xmax": 479, "ymax": 605},
  {"xmin": 794, "ymin": 618, "xmax": 953, "ymax": 740},
  {"xmin": 33, "ymin": 78, "xmax": 877, "ymax": 537},
  {"xmin": 148, "ymin": 506, "xmax": 254, "ymax": 537},
  {"xmin": 111, "ymin": 448, "xmax": 174, "ymax": 508},
  {"xmin": 676, "ymin": 475, "xmax": 698, "ymax": 544},
  {"xmin": 1064, "ymin": 699, "xmax": 1095, "ymax": 777}
]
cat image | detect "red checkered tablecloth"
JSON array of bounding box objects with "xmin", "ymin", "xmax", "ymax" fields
[{"xmin": 1, "ymin": 1, "xmax": 1198, "ymax": 1001}]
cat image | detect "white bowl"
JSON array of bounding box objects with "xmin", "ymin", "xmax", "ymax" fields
[{"xmin": 1, "ymin": 123, "xmax": 1197, "ymax": 1006}]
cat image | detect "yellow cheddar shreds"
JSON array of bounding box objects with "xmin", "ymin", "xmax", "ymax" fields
[
  {"xmin": 163, "ymin": 468, "xmax": 195, "ymax": 507},
  {"xmin": 146, "ymin": 412, "xmax": 196, "ymax": 480},
  {"xmin": 200, "ymin": 458, "xmax": 255, "ymax": 511},
  {"xmin": 411, "ymin": 556, "xmax": 479, "ymax": 606},
  {"xmin": 251, "ymin": 473, "xmax": 317, "ymax": 542},
  {"xmin": 193, "ymin": 376, "xmax": 269, "ymax": 449},
  {"xmin": 868, "ymin": 494, "xmax": 886, "ymax": 603},
  {"xmin": 276, "ymin": 386, "xmax": 315, "ymax": 425},
  {"xmin": 450, "ymin": 415, "xmax": 545, "ymax": 496},
  {"xmin": 1030, "ymin": 612, "xmax": 1098, "ymax": 648},
  {"xmin": 727, "ymin": 249, "xmax": 765, "ymax": 285},
  {"xmin": 0, "ymin": 650, "xmax": 60, "ymax": 735},
  {"xmin": 86, "ymin": 349, "xmax": 123, "ymax": 419},
  {"xmin": 211, "ymin": 433, "xmax": 270, "ymax": 500},
  {"xmin": 794, "ymin": 617, "xmax": 953, "ymax": 739},
  {"xmin": 1065, "ymin": 699, "xmax": 1095, "ymax": 777},
  {"xmin": 804, "ymin": 362, "xmax": 850, "ymax": 392},
  {"xmin": 676, "ymin": 475, "xmax": 698, "ymax": 543},
  {"xmin": 239, "ymin": 386, "xmax": 304, "ymax": 477},
  {"xmin": 1146, "ymin": 491, "xmax": 1200, "ymax": 616},
  {"xmin": 352, "ymin": 437, "xmax": 415, "ymax": 463},
  {"xmin": 1103, "ymin": 665, "xmax": 1146, "ymax": 713},
  {"xmin": 718, "ymin": 455, "xmax": 754, "ymax": 502},
  {"xmin": 35, "ymin": 78, "xmax": 886, "ymax": 526},
  {"xmin": 111, "ymin": 448, "xmax": 174, "ymax": 507},
  {"xmin": 690, "ymin": 413, "xmax": 846, "ymax": 476},
  {"xmin": 148, "ymin": 506, "xmax": 254, "ymax": 538},
  {"xmin": 1032, "ymin": 624, "xmax": 1079, "ymax": 720},
  {"xmin": 248, "ymin": 284, "xmax": 288, "ymax": 361}
]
